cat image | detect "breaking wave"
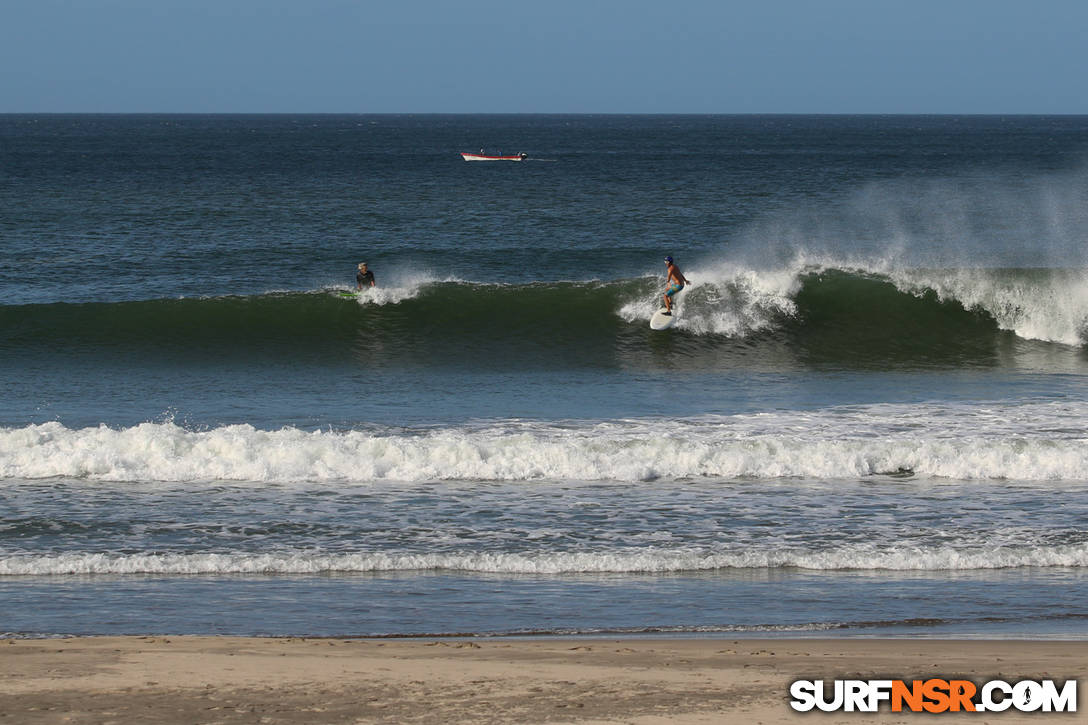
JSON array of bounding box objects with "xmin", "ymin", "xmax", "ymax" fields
[
  {"xmin": 4, "ymin": 402, "xmax": 1088, "ymax": 483},
  {"xmin": 3, "ymin": 544, "xmax": 1086, "ymax": 576},
  {"xmin": 5, "ymin": 264, "xmax": 1087, "ymax": 372}
]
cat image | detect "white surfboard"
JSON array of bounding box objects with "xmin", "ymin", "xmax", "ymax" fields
[{"xmin": 649, "ymin": 307, "xmax": 675, "ymax": 330}]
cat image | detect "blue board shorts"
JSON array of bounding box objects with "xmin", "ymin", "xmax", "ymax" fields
[{"xmin": 665, "ymin": 283, "xmax": 684, "ymax": 297}]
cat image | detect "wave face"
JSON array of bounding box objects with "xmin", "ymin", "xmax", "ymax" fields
[
  {"xmin": 4, "ymin": 265, "xmax": 1087, "ymax": 370},
  {"xmin": 5, "ymin": 401, "xmax": 1088, "ymax": 483},
  {"xmin": 8, "ymin": 116, "xmax": 1088, "ymax": 639}
]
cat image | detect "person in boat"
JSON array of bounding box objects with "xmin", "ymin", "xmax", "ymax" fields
[
  {"xmin": 662, "ymin": 255, "xmax": 688, "ymax": 316},
  {"xmin": 356, "ymin": 262, "xmax": 375, "ymax": 289}
]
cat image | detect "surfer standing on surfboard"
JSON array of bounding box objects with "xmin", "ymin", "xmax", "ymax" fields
[
  {"xmin": 356, "ymin": 262, "xmax": 375, "ymax": 290},
  {"xmin": 662, "ymin": 255, "xmax": 688, "ymax": 315}
]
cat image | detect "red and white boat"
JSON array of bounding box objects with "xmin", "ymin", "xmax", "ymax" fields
[{"xmin": 461, "ymin": 151, "xmax": 528, "ymax": 162}]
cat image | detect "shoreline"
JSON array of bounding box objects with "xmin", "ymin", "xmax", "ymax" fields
[
  {"xmin": 12, "ymin": 631, "xmax": 1087, "ymax": 641},
  {"xmin": 2, "ymin": 636, "xmax": 1084, "ymax": 723}
]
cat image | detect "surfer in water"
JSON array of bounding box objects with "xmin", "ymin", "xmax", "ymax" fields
[
  {"xmin": 662, "ymin": 255, "xmax": 688, "ymax": 315},
  {"xmin": 356, "ymin": 262, "xmax": 375, "ymax": 290}
]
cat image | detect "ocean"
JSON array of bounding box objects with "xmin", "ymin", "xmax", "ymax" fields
[{"xmin": 2, "ymin": 114, "xmax": 1087, "ymax": 638}]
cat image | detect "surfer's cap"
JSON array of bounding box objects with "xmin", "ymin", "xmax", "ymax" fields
[
  {"xmin": 664, "ymin": 256, "xmax": 673, "ymax": 263},
  {"xmin": 358, "ymin": 262, "xmax": 367, "ymax": 269}
]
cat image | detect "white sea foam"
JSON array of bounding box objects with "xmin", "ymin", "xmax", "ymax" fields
[
  {"xmin": 619, "ymin": 255, "xmax": 1088, "ymax": 345},
  {"xmin": 4, "ymin": 402, "xmax": 1088, "ymax": 483},
  {"xmin": 3, "ymin": 543, "xmax": 1086, "ymax": 576},
  {"xmin": 618, "ymin": 264, "xmax": 799, "ymax": 335},
  {"xmin": 889, "ymin": 267, "xmax": 1088, "ymax": 346},
  {"xmin": 670, "ymin": 162, "xmax": 1088, "ymax": 343},
  {"xmin": 329, "ymin": 270, "xmax": 452, "ymax": 306}
]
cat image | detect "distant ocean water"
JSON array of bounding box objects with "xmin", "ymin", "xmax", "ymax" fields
[{"xmin": 2, "ymin": 114, "xmax": 1088, "ymax": 638}]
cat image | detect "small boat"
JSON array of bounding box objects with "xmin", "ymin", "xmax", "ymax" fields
[{"xmin": 461, "ymin": 151, "xmax": 528, "ymax": 162}]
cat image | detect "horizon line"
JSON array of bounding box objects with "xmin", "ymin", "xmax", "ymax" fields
[{"xmin": 4, "ymin": 111, "xmax": 1088, "ymax": 117}]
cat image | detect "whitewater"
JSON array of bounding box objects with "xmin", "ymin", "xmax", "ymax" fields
[
  {"xmin": 4, "ymin": 114, "xmax": 1088, "ymax": 638},
  {"xmin": 5, "ymin": 400, "xmax": 1088, "ymax": 483}
]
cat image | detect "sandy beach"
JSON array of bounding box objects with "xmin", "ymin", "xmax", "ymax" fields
[{"xmin": 0, "ymin": 637, "xmax": 1083, "ymax": 724}]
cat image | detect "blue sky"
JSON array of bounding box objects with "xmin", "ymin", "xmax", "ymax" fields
[{"xmin": 2, "ymin": 0, "xmax": 1085, "ymax": 113}]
